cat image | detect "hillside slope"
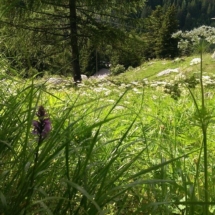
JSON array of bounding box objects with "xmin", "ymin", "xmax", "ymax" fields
[{"xmin": 142, "ymin": 0, "xmax": 215, "ymax": 30}]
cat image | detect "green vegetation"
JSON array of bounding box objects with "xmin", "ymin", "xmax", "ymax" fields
[
  {"xmin": 0, "ymin": 0, "xmax": 146, "ymax": 82},
  {"xmin": 1, "ymin": 0, "xmax": 215, "ymax": 82},
  {"xmin": 143, "ymin": 5, "xmax": 179, "ymax": 59},
  {"xmin": 1, "ymin": 1, "xmax": 215, "ymax": 214},
  {"xmin": 143, "ymin": 0, "xmax": 215, "ymax": 30},
  {"xmin": 1, "ymin": 50, "xmax": 215, "ymax": 214}
]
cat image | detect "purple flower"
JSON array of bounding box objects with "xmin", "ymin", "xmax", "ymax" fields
[
  {"xmin": 36, "ymin": 106, "xmax": 47, "ymax": 118},
  {"xmin": 32, "ymin": 106, "xmax": 51, "ymax": 139}
]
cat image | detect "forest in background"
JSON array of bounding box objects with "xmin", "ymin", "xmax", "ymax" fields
[
  {"xmin": 0, "ymin": 0, "xmax": 215, "ymax": 80},
  {"xmin": 143, "ymin": 0, "xmax": 215, "ymax": 30}
]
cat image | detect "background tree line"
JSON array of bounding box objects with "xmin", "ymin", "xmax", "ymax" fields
[
  {"xmin": 0, "ymin": 0, "xmax": 214, "ymax": 81},
  {"xmin": 142, "ymin": 0, "xmax": 215, "ymax": 30}
]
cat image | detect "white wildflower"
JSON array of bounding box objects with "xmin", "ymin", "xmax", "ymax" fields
[
  {"xmin": 143, "ymin": 78, "xmax": 149, "ymax": 85},
  {"xmin": 104, "ymin": 90, "xmax": 111, "ymax": 96},
  {"xmin": 133, "ymin": 88, "xmax": 141, "ymax": 94},
  {"xmin": 115, "ymin": 106, "xmax": 124, "ymax": 110},
  {"xmin": 202, "ymin": 76, "xmax": 210, "ymax": 80},
  {"xmin": 125, "ymin": 84, "xmax": 131, "ymax": 88},
  {"xmin": 107, "ymin": 99, "xmax": 115, "ymax": 103},
  {"xmin": 152, "ymin": 95, "xmax": 157, "ymax": 100},
  {"xmin": 150, "ymin": 83, "xmax": 158, "ymax": 87},
  {"xmin": 93, "ymin": 88, "xmax": 103, "ymax": 92},
  {"xmin": 120, "ymin": 83, "xmax": 127, "ymax": 88},
  {"xmin": 131, "ymin": 81, "xmax": 139, "ymax": 86},
  {"xmin": 156, "ymin": 81, "xmax": 167, "ymax": 86}
]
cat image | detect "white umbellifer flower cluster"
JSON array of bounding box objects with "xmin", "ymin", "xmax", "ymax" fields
[
  {"xmin": 172, "ymin": 25, "xmax": 215, "ymax": 52},
  {"xmin": 174, "ymin": 73, "xmax": 186, "ymax": 81},
  {"xmin": 133, "ymin": 87, "xmax": 142, "ymax": 94},
  {"xmin": 143, "ymin": 78, "xmax": 149, "ymax": 85}
]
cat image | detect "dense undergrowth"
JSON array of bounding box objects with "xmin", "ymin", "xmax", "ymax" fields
[{"xmin": 1, "ymin": 53, "xmax": 215, "ymax": 214}]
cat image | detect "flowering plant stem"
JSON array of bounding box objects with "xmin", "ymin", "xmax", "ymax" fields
[
  {"xmin": 23, "ymin": 106, "xmax": 51, "ymax": 214},
  {"xmin": 200, "ymin": 48, "xmax": 209, "ymax": 215},
  {"xmin": 187, "ymin": 41, "xmax": 209, "ymax": 214},
  {"xmin": 24, "ymin": 136, "xmax": 42, "ymax": 215}
]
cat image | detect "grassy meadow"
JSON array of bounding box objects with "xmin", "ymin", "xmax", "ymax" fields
[{"xmin": 1, "ymin": 53, "xmax": 215, "ymax": 214}]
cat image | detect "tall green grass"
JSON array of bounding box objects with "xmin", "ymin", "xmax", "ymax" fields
[{"xmin": 1, "ymin": 52, "xmax": 215, "ymax": 214}]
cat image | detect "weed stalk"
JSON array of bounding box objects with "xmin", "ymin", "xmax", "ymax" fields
[
  {"xmin": 200, "ymin": 46, "xmax": 209, "ymax": 215},
  {"xmin": 199, "ymin": 41, "xmax": 208, "ymax": 215}
]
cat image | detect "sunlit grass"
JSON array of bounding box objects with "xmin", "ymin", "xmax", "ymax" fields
[{"xmin": 1, "ymin": 53, "xmax": 215, "ymax": 214}]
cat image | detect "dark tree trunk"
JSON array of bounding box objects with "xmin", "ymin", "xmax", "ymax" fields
[{"xmin": 69, "ymin": 0, "xmax": 82, "ymax": 83}]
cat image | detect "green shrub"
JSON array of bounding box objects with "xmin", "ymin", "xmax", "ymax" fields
[{"xmin": 110, "ymin": 64, "xmax": 125, "ymax": 75}]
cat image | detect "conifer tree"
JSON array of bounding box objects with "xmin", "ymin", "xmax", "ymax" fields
[
  {"xmin": 144, "ymin": 5, "xmax": 178, "ymax": 59},
  {"xmin": 155, "ymin": 5, "xmax": 179, "ymax": 58},
  {"xmin": 144, "ymin": 0, "xmax": 215, "ymax": 30},
  {"xmin": 0, "ymin": 0, "xmax": 146, "ymax": 82}
]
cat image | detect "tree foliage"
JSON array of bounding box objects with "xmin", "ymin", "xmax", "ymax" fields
[
  {"xmin": 2, "ymin": 0, "xmax": 214, "ymax": 78},
  {"xmin": 142, "ymin": 5, "xmax": 179, "ymax": 59},
  {"xmin": 0, "ymin": 0, "xmax": 146, "ymax": 80},
  {"xmin": 142, "ymin": 0, "xmax": 215, "ymax": 30}
]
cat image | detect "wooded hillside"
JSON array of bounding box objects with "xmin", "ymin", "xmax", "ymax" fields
[
  {"xmin": 143, "ymin": 0, "xmax": 215, "ymax": 30},
  {"xmin": 0, "ymin": 0, "xmax": 215, "ymax": 80}
]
